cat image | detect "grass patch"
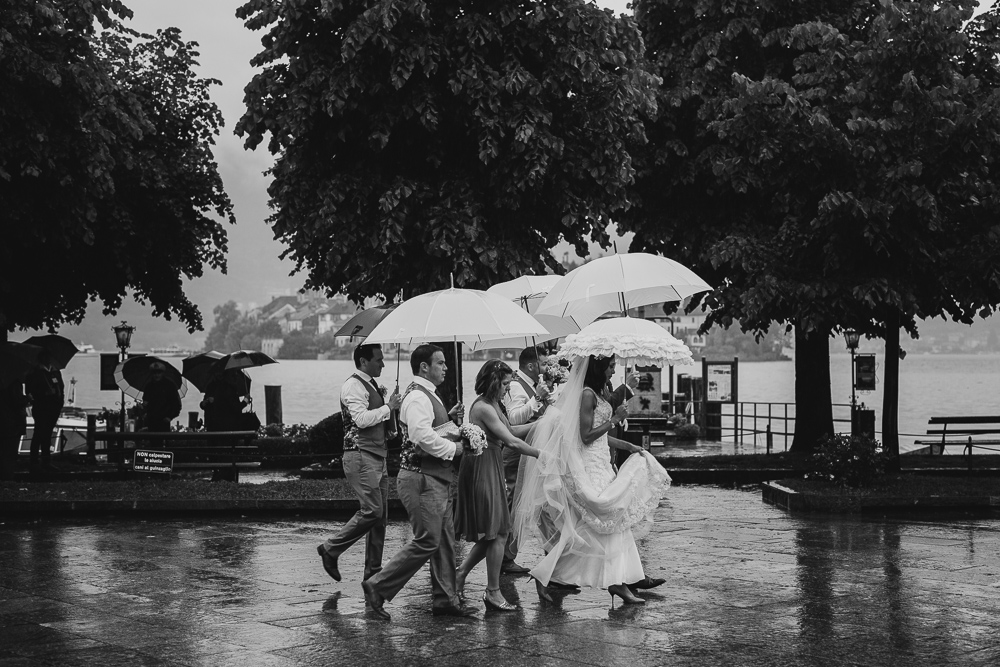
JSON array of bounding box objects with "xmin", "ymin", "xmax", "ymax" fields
[{"xmin": 0, "ymin": 478, "xmax": 396, "ymax": 503}]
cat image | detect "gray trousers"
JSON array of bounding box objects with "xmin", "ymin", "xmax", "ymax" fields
[
  {"xmin": 321, "ymin": 450, "xmax": 388, "ymax": 581},
  {"xmin": 502, "ymin": 446, "xmax": 521, "ymax": 562},
  {"xmin": 365, "ymin": 470, "xmax": 459, "ymax": 609}
]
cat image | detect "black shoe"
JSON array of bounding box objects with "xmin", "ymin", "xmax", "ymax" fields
[
  {"xmin": 361, "ymin": 580, "xmax": 390, "ymax": 620},
  {"xmin": 316, "ymin": 545, "xmax": 341, "ymax": 582},
  {"xmin": 501, "ymin": 561, "xmax": 530, "ymax": 575},
  {"xmin": 628, "ymin": 575, "xmax": 665, "ymax": 591},
  {"xmin": 432, "ymin": 603, "xmax": 478, "ymax": 617}
]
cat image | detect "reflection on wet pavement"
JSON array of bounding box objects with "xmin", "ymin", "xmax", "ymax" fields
[{"xmin": 3, "ymin": 487, "xmax": 1000, "ymax": 665}]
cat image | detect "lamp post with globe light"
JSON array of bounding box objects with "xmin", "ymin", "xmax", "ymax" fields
[
  {"xmin": 112, "ymin": 322, "xmax": 135, "ymax": 433},
  {"xmin": 844, "ymin": 329, "xmax": 860, "ymax": 433}
]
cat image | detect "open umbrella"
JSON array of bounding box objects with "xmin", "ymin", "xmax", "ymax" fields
[
  {"xmin": 365, "ymin": 285, "xmax": 550, "ymax": 391},
  {"xmin": 536, "ymin": 252, "xmax": 712, "ymax": 324},
  {"xmin": 557, "ymin": 317, "xmax": 694, "ymax": 367},
  {"xmin": 0, "ymin": 342, "xmax": 47, "ymax": 388},
  {"xmin": 182, "ymin": 351, "xmax": 225, "ymax": 392},
  {"xmin": 213, "ymin": 350, "xmax": 277, "ymax": 372},
  {"xmin": 334, "ymin": 303, "xmax": 401, "ymax": 339},
  {"xmin": 22, "ymin": 334, "xmax": 78, "ymax": 370},
  {"xmin": 472, "ymin": 275, "xmax": 585, "ymax": 351},
  {"xmin": 115, "ymin": 356, "xmax": 188, "ymax": 400}
]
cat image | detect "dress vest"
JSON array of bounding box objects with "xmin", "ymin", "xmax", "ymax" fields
[
  {"xmin": 398, "ymin": 382, "xmax": 456, "ymax": 482},
  {"xmin": 512, "ymin": 373, "xmax": 536, "ymax": 400},
  {"xmin": 340, "ymin": 375, "xmax": 387, "ymax": 457}
]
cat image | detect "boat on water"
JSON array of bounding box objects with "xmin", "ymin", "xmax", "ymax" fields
[
  {"xmin": 148, "ymin": 344, "xmax": 193, "ymax": 357},
  {"xmin": 77, "ymin": 342, "xmax": 96, "ymax": 353},
  {"xmin": 18, "ymin": 406, "xmax": 107, "ymax": 460}
]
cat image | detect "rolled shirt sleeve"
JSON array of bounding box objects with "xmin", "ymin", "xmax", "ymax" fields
[
  {"xmin": 400, "ymin": 389, "xmax": 460, "ymax": 460},
  {"xmin": 342, "ymin": 376, "xmax": 391, "ymax": 429}
]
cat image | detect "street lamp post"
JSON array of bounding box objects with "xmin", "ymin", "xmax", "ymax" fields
[
  {"xmin": 844, "ymin": 329, "xmax": 860, "ymax": 434},
  {"xmin": 112, "ymin": 322, "xmax": 135, "ymax": 433}
]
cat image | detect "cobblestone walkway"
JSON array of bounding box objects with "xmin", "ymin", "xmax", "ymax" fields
[{"xmin": 2, "ymin": 486, "xmax": 1000, "ymax": 666}]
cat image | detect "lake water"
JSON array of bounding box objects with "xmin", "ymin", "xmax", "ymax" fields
[{"xmin": 58, "ymin": 352, "xmax": 999, "ymax": 453}]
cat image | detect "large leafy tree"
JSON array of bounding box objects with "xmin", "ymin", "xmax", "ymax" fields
[
  {"xmin": 0, "ymin": 0, "xmax": 233, "ymax": 336},
  {"xmin": 631, "ymin": 0, "xmax": 1000, "ymax": 457},
  {"xmin": 236, "ymin": 0, "xmax": 657, "ymax": 301}
]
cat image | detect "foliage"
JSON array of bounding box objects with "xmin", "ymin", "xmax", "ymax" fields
[
  {"xmin": 308, "ymin": 413, "xmax": 345, "ymax": 453},
  {"xmin": 1, "ymin": 1, "xmax": 233, "ymax": 333},
  {"xmin": 805, "ymin": 433, "xmax": 887, "ymax": 488},
  {"xmin": 277, "ymin": 329, "xmax": 316, "ymax": 359},
  {"xmin": 203, "ymin": 301, "xmax": 280, "ymax": 353},
  {"xmin": 674, "ymin": 423, "xmax": 700, "ymax": 440},
  {"xmin": 631, "ymin": 0, "xmax": 1000, "ymax": 451},
  {"xmin": 236, "ymin": 0, "xmax": 658, "ymax": 301},
  {"xmin": 260, "ymin": 422, "xmax": 312, "ymax": 439}
]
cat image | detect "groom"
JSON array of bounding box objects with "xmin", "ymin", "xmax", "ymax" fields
[{"xmin": 361, "ymin": 344, "xmax": 475, "ymax": 620}]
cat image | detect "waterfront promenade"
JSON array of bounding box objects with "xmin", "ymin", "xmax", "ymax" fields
[{"xmin": 3, "ymin": 485, "xmax": 1000, "ymax": 666}]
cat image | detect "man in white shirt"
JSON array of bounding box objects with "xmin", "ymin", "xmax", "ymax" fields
[
  {"xmin": 318, "ymin": 344, "xmax": 401, "ymax": 584},
  {"xmin": 500, "ymin": 345, "xmax": 550, "ymax": 574},
  {"xmin": 362, "ymin": 344, "xmax": 475, "ymax": 620}
]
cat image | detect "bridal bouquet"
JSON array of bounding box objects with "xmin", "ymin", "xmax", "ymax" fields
[
  {"xmin": 459, "ymin": 423, "xmax": 488, "ymax": 456},
  {"xmin": 541, "ymin": 359, "xmax": 570, "ymax": 404}
]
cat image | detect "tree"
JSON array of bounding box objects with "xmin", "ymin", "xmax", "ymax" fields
[
  {"xmin": 1, "ymin": 0, "xmax": 233, "ymax": 336},
  {"xmin": 631, "ymin": 0, "xmax": 1000, "ymax": 456},
  {"xmin": 236, "ymin": 0, "xmax": 657, "ymax": 301}
]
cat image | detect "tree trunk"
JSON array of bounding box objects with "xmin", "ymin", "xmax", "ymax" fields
[
  {"xmin": 789, "ymin": 326, "xmax": 834, "ymax": 453},
  {"xmin": 881, "ymin": 313, "xmax": 901, "ymax": 472}
]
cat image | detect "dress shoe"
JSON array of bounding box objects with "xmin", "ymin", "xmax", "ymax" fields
[
  {"xmin": 501, "ymin": 561, "xmax": 530, "ymax": 575},
  {"xmin": 316, "ymin": 545, "xmax": 341, "ymax": 582},
  {"xmin": 548, "ymin": 581, "xmax": 580, "ymax": 591},
  {"xmin": 628, "ymin": 575, "xmax": 665, "ymax": 591},
  {"xmin": 432, "ymin": 603, "xmax": 478, "ymax": 617},
  {"xmin": 361, "ymin": 580, "xmax": 390, "ymax": 620}
]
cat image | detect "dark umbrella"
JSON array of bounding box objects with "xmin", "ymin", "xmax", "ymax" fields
[
  {"xmin": 182, "ymin": 351, "xmax": 225, "ymax": 392},
  {"xmin": 213, "ymin": 350, "xmax": 277, "ymax": 372},
  {"xmin": 0, "ymin": 342, "xmax": 47, "ymax": 388},
  {"xmin": 22, "ymin": 334, "xmax": 78, "ymax": 370},
  {"xmin": 115, "ymin": 356, "xmax": 188, "ymax": 400},
  {"xmin": 333, "ymin": 303, "xmax": 400, "ymax": 339}
]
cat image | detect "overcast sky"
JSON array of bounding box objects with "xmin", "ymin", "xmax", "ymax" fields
[{"xmin": 48, "ymin": 0, "xmax": 630, "ymax": 345}]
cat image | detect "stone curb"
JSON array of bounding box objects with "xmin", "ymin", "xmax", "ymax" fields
[
  {"xmin": 0, "ymin": 498, "xmax": 409, "ymax": 518},
  {"xmin": 762, "ymin": 480, "xmax": 1000, "ymax": 513}
]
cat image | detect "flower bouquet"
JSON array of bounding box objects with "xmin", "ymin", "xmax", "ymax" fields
[
  {"xmin": 541, "ymin": 359, "xmax": 570, "ymax": 404},
  {"xmin": 459, "ymin": 423, "xmax": 488, "ymax": 456}
]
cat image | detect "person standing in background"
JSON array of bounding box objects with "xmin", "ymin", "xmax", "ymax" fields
[{"xmin": 24, "ymin": 363, "xmax": 64, "ymax": 472}]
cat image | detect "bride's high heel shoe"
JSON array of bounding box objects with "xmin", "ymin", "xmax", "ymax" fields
[
  {"xmin": 534, "ymin": 577, "xmax": 553, "ymax": 603},
  {"xmin": 608, "ymin": 584, "xmax": 645, "ymax": 607},
  {"xmin": 483, "ymin": 588, "xmax": 518, "ymax": 612}
]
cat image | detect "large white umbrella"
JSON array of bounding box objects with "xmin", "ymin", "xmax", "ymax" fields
[
  {"xmin": 471, "ymin": 275, "xmax": 585, "ymax": 351},
  {"xmin": 366, "ymin": 286, "xmax": 551, "ymax": 395},
  {"xmin": 558, "ymin": 317, "xmax": 694, "ymax": 367},
  {"xmin": 536, "ymin": 253, "xmax": 712, "ymax": 323}
]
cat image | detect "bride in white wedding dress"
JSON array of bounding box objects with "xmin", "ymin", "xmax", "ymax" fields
[{"xmin": 513, "ymin": 354, "xmax": 671, "ymax": 605}]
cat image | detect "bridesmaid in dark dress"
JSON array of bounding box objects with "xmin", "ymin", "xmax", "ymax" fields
[{"xmin": 455, "ymin": 360, "xmax": 540, "ymax": 611}]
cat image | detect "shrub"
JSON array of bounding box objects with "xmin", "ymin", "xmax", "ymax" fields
[
  {"xmin": 806, "ymin": 433, "xmax": 887, "ymax": 488},
  {"xmin": 675, "ymin": 423, "xmax": 700, "ymax": 440},
  {"xmin": 309, "ymin": 412, "xmax": 344, "ymax": 455}
]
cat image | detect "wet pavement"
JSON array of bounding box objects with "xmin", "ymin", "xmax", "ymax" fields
[{"xmin": 2, "ymin": 486, "xmax": 1000, "ymax": 666}]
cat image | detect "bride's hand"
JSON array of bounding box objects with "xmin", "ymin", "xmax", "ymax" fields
[{"xmin": 611, "ymin": 404, "xmax": 628, "ymax": 424}]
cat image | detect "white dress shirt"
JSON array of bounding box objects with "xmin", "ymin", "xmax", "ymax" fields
[
  {"xmin": 340, "ymin": 371, "xmax": 391, "ymax": 429},
  {"xmin": 400, "ymin": 376, "xmax": 460, "ymax": 460},
  {"xmin": 503, "ymin": 369, "xmax": 543, "ymax": 426}
]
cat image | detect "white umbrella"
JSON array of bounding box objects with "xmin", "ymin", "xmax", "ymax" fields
[
  {"xmin": 558, "ymin": 316, "xmax": 694, "ymax": 367},
  {"xmin": 535, "ymin": 253, "xmax": 712, "ymax": 323},
  {"xmin": 471, "ymin": 275, "xmax": 586, "ymax": 351}
]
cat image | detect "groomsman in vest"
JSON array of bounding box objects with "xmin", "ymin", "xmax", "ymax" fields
[
  {"xmin": 500, "ymin": 345, "xmax": 550, "ymax": 574},
  {"xmin": 362, "ymin": 344, "xmax": 474, "ymax": 620},
  {"xmin": 317, "ymin": 343, "xmax": 401, "ymax": 583}
]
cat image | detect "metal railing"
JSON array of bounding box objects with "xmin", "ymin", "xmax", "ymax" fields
[{"xmin": 694, "ymin": 401, "xmax": 854, "ymax": 452}]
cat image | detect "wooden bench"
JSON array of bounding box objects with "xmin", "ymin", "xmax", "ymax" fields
[
  {"xmin": 86, "ymin": 429, "xmax": 260, "ymax": 482},
  {"xmin": 914, "ymin": 416, "xmax": 1000, "ymax": 456}
]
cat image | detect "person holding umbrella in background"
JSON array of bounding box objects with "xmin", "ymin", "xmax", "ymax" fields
[
  {"xmin": 317, "ymin": 343, "xmax": 401, "ymax": 584},
  {"xmin": 141, "ymin": 362, "xmax": 182, "ymax": 432},
  {"xmin": 24, "ymin": 361, "xmax": 64, "ymax": 473}
]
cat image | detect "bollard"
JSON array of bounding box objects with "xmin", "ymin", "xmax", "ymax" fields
[
  {"xmin": 265, "ymin": 385, "xmax": 283, "ymax": 425},
  {"xmin": 86, "ymin": 414, "xmax": 97, "ymax": 464},
  {"xmin": 766, "ymin": 423, "xmax": 772, "ymax": 455}
]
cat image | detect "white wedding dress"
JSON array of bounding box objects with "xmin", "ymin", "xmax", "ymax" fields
[{"xmin": 514, "ymin": 361, "xmax": 671, "ymax": 589}]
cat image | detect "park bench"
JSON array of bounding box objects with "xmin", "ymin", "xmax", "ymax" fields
[
  {"xmin": 86, "ymin": 424, "xmax": 260, "ymax": 482},
  {"xmin": 913, "ymin": 416, "xmax": 1000, "ymax": 456}
]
